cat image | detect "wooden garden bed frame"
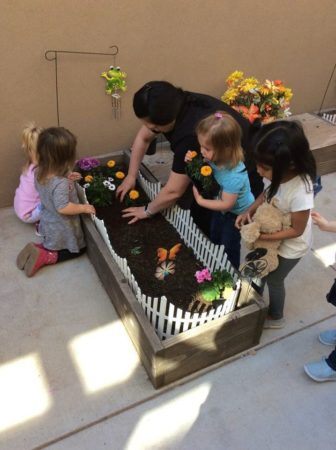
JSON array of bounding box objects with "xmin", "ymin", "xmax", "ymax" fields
[{"xmin": 81, "ymin": 151, "xmax": 268, "ymax": 388}]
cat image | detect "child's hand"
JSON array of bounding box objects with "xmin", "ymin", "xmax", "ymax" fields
[
  {"xmin": 81, "ymin": 204, "xmax": 96, "ymax": 215},
  {"xmin": 235, "ymin": 212, "xmax": 253, "ymax": 229},
  {"xmin": 192, "ymin": 185, "xmax": 204, "ymax": 205},
  {"xmin": 311, "ymin": 211, "xmax": 328, "ymax": 229},
  {"xmin": 68, "ymin": 171, "xmax": 82, "ymax": 181},
  {"xmin": 184, "ymin": 150, "xmax": 198, "ymax": 163}
]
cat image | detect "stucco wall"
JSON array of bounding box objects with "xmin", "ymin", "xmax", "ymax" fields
[{"xmin": 1, "ymin": 0, "xmax": 335, "ymax": 207}]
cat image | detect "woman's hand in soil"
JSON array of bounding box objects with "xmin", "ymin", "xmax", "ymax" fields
[
  {"xmin": 122, "ymin": 206, "xmax": 147, "ymax": 224},
  {"xmin": 116, "ymin": 175, "xmax": 136, "ymax": 202}
]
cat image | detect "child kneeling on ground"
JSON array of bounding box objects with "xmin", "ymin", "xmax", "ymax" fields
[{"xmin": 16, "ymin": 127, "xmax": 95, "ymax": 277}]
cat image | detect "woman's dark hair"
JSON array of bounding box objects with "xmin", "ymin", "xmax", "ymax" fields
[
  {"xmin": 133, "ymin": 81, "xmax": 185, "ymax": 125},
  {"xmin": 36, "ymin": 127, "xmax": 77, "ymax": 183},
  {"xmin": 253, "ymin": 120, "xmax": 316, "ymax": 201}
]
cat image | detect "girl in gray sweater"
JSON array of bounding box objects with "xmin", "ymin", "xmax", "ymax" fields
[{"xmin": 16, "ymin": 127, "xmax": 95, "ymax": 277}]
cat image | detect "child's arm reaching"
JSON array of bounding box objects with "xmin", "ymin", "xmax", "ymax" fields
[
  {"xmin": 192, "ymin": 185, "xmax": 237, "ymax": 212},
  {"xmin": 260, "ymin": 209, "xmax": 310, "ymax": 241},
  {"xmin": 311, "ymin": 211, "xmax": 336, "ymax": 233},
  {"xmin": 58, "ymin": 202, "xmax": 96, "ymax": 216}
]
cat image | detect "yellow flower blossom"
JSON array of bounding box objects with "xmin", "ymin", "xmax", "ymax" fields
[
  {"xmin": 200, "ymin": 165, "xmax": 212, "ymax": 177},
  {"xmin": 115, "ymin": 171, "xmax": 125, "ymax": 179},
  {"xmin": 107, "ymin": 159, "xmax": 116, "ymax": 168},
  {"xmin": 84, "ymin": 175, "xmax": 93, "ymax": 183},
  {"xmin": 221, "ymin": 88, "xmax": 239, "ymax": 103},
  {"xmin": 129, "ymin": 190, "xmax": 140, "ymax": 200},
  {"xmin": 226, "ymin": 70, "xmax": 244, "ymax": 86},
  {"xmin": 283, "ymin": 88, "xmax": 293, "ymax": 101}
]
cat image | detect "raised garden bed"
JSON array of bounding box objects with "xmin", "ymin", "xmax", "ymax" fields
[{"xmin": 79, "ymin": 151, "xmax": 268, "ymax": 388}]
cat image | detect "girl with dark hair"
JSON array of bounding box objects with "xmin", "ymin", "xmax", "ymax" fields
[
  {"xmin": 16, "ymin": 127, "xmax": 95, "ymax": 277},
  {"xmin": 236, "ymin": 120, "xmax": 316, "ymax": 329},
  {"xmin": 117, "ymin": 80, "xmax": 262, "ymax": 235}
]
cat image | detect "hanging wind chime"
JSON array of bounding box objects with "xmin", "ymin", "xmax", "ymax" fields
[{"xmin": 101, "ymin": 51, "xmax": 127, "ymax": 119}]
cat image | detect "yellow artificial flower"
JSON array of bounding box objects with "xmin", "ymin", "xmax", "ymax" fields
[
  {"xmin": 221, "ymin": 88, "xmax": 239, "ymax": 103},
  {"xmin": 200, "ymin": 165, "xmax": 212, "ymax": 177},
  {"xmin": 84, "ymin": 175, "xmax": 93, "ymax": 183},
  {"xmin": 107, "ymin": 159, "xmax": 116, "ymax": 168},
  {"xmin": 226, "ymin": 70, "xmax": 244, "ymax": 86},
  {"xmin": 129, "ymin": 190, "xmax": 140, "ymax": 200},
  {"xmin": 115, "ymin": 171, "xmax": 125, "ymax": 179},
  {"xmin": 259, "ymin": 85, "xmax": 271, "ymax": 96},
  {"xmin": 283, "ymin": 88, "xmax": 293, "ymax": 101},
  {"xmin": 239, "ymin": 77, "xmax": 259, "ymax": 93}
]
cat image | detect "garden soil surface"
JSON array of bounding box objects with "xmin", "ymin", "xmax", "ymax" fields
[{"xmin": 96, "ymin": 196, "xmax": 205, "ymax": 311}]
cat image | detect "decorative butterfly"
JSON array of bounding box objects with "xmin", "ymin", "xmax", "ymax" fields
[
  {"xmin": 157, "ymin": 243, "xmax": 182, "ymax": 263},
  {"xmin": 155, "ymin": 261, "xmax": 176, "ymax": 280}
]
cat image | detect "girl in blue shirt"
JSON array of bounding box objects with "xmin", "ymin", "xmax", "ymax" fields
[{"xmin": 186, "ymin": 111, "xmax": 254, "ymax": 268}]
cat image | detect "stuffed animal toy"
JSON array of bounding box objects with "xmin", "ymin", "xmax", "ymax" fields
[{"xmin": 239, "ymin": 199, "xmax": 291, "ymax": 278}]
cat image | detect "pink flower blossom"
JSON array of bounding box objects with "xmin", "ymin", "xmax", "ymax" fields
[{"xmin": 195, "ymin": 268, "xmax": 212, "ymax": 284}]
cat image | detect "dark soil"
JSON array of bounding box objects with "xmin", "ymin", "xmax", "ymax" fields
[{"xmin": 96, "ymin": 198, "xmax": 204, "ymax": 311}]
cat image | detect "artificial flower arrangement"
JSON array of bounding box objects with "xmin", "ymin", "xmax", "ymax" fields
[
  {"xmin": 221, "ymin": 71, "xmax": 293, "ymax": 124},
  {"xmin": 194, "ymin": 268, "xmax": 234, "ymax": 303},
  {"xmin": 77, "ymin": 157, "xmax": 145, "ymax": 208},
  {"xmin": 185, "ymin": 151, "xmax": 220, "ymax": 199}
]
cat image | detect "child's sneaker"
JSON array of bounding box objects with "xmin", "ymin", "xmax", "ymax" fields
[
  {"xmin": 16, "ymin": 243, "xmax": 58, "ymax": 277},
  {"xmin": 319, "ymin": 329, "xmax": 336, "ymax": 346},
  {"xmin": 304, "ymin": 358, "xmax": 336, "ymax": 382},
  {"xmin": 263, "ymin": 317, "xmax": 286, "ymax": 329}
]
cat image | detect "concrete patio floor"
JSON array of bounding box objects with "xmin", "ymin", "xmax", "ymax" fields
[{"xmin": 1, "ymin": 172, "xmax": 336, "ymax": 450}]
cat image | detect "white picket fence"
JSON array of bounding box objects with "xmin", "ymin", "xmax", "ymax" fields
[{"xmin": 78, "ymin": 175, "xmax": 241, "ymax": 340}]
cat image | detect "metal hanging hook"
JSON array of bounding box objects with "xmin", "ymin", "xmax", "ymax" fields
[{"xmin": 44, "ymin": 46, "xmax": 120, "ymax": 125}]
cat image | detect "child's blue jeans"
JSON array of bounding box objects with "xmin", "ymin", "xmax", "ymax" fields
[{"xmin": 210, "ymin": 211, "xmax": 240, "ymax": 269}]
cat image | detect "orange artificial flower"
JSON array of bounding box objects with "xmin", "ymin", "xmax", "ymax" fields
[
  {"xmin": 200, "ymin": 165, "xmax": 212, "ymax": 177},
  {"xmin": 238, "ymin": 104, "xmax": 261, "ymax": 124},
  {"xmin": 129, "ymin": 190, "xmax": 139, "ymax": 200},
  {"xmin": 84, "ymin": 175, "xmax": 93, "ymax": 183},
  {"xmin": 107, "ymin": 159, "xmax": 116, "ymax": 168},
  {"xmin": 274, "ymin": 80, "xmax": 282, "ymax": 86},
  {"xmin": 188, "ymin": 150, "xmax": 198, "ymax": 159},
  {"xmin": 115, "ymin": 171, "xmax": 125, "ymax": 179}
]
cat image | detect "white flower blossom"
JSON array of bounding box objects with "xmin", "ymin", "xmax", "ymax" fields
[{"xmin": 83, "ymin": 183, "xmax": 90, "ymax": 189}]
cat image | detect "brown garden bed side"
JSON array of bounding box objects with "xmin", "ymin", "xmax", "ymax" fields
[
  {"xmin": 154, "ymin": 282, "xmax": 266, "ymax": 387},
  {"xmin": 82, "ymin": 214, "xmax": 164, "ymax": 386},
  {"xmin": 82, "ymin": 213, "xmax": 268, "ymax": 389}
]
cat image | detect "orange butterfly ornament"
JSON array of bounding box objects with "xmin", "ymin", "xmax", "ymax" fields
[{"xmin": 157, "ymin": 243, "xmax": 182, "ymax": 264}]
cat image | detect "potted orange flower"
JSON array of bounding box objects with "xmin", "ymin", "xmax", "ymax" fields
[{"xmin": 185, "ymin": 151, "xmax": 220, "ymax": 199}]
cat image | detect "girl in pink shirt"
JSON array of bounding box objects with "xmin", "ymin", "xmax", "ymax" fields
[{"xmin": 14, "ymin": 124, "xmax": 42, "ymax": 223}]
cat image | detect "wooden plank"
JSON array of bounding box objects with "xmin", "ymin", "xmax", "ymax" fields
[
  {"xmin": 154, "ymin": 281, "xmax": 267, "ymax": 387},
  {"xmin": 156, "ymin": 302, "xmax": 267, "ymax": 387},
  {"xmin": 289, "ymin": 113, "xmax": 336, "ymax": 176}
]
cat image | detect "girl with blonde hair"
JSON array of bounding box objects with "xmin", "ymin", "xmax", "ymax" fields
[
  {"xmin": 186, "ymin": 111, "xmax": 254, "ymax": 268},
  {"xmin": 14, "ymin": 123, "xmax": 43, "ymax": 223}
]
